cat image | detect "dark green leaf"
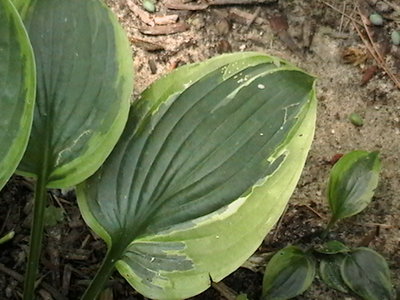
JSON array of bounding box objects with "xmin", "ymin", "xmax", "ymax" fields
[
  {"xmin": 341, "ymin": 247, "xmax": 395, "ymax": 300},
  {"xmin": 327, "ymin": 151, "xmax": 381, "ymax": 224},
  {"xmin": 236, "ymin": 294, "xmax": 249, "ymax": 300},
  {"xmin": 319, "ymin": 254, "xmax": 349, "ymax": 293},
  {"xmin": 17, "ymin": 0, "xmax": 134, "ymax": 188},
  {"xmin": 43, "ymin": 205, "xmax": 64, "ymax": 227},
  {"xmin": 0, "ymin": 0, "xmax": 35, "ymax": 190},
  {"xmin": 262, "ymin": 246, "xmax": 316, "ymax": 300},
  {"xmin": 314, "ymin": 240, "xmax": 350, "ymax": 254},
  {"xmin": 78, "ymin": 52, "xmax": 318, "ymax": 299}
]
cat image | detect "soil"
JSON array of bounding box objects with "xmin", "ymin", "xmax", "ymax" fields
[{"xmin": 1, "ymin": 0, "xmax": 399, "ymax": 299}]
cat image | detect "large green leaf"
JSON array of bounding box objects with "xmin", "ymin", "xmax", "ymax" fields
[
  {"xmin": 77, "ymin": 52, "xmax": 317, "ymax": 299},
  {"xmin": 262, "ymin": 246, "xmax": 316, "ymax": 300},
  {"xmin": 341, "ymin": 248, "xmax": 395, "ymax": 300},
  {"xmin": 327, "ymin": 151, "xmax": 381, "ymax": 224},
  {"xmin": 319, "ymin": 254, "xmax": 349, "ymax": 293},
  {"xmin": 0, "ymin": 0, "xmax": 35, "ymax": 190},
  {"xmin": 17, "ymin": 0, "xmax": 134, "ymax": 188}
]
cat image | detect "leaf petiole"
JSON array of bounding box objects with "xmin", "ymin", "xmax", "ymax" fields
[
  {"xmin": 81, "ymin": 245, "xmax": 125, "ymax": 300},
  {"xmin": 23, "ymin": 172, "xmax": 49, "ymax": 300}
]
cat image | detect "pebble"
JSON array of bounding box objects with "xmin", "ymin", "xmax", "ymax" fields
[
  {"xmin": 369, "ymin": 13, "xmax": 384, "ymax": 26},
  {"xmin": 349, "ymin": 113, "xmax": 364, "ymax": 126},
  {"xmin": 391, "ymin": 31, "xmax": 400, "ymax": 46},
  {"xmin": 142, "ymin": 0, "xmax": 155, "ymax": 12}
]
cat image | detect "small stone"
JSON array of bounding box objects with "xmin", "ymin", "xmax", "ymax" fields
[
  {"xmin": 369, "ymin": 13, "xmax": 384, "ymax": 26},
  {"xmin": 349, "ymin": 113, "xmax": 364, "ymax": 126},
  {"xmin": 142, "ymin": 0, "xmax": 155, "ymax": 12},
  {"xmin": 391, "ymin": 31, "xmax": 400, "ymax": 46}
]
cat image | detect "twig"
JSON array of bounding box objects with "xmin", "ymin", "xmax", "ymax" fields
[
  {"xmin": 229, "ymin": 8, "xmax": 266, "ymax": 25},
  {"xmin": 320, "ymin": 0, "xmax": 363, "ymax": 26},
  {"xmin": 130, "ymin": 37, "xmax": 165, "ymax": 51},
  {"xmin": 271, "ymin": 204, "xmax": 289, "ymax": 241},
  {"xmin": 338, "ymin": 1, "xmax": 347, "ymax": 32},
  {"xmin": 247, "ymin": 7, "xmax": 261, "ymax": 27},
  {"xmin": 0, "ymin": 264, "xmax": 67, "ymax": 300},
  {"xmin": 165, "ymin": 0, "xmax": 276, "ymax": 10},
  {"xmin": 348, "ymin": 221, "xmax": 394, "ymax": 228},
  {"xmin": 299, "ymin": 204, "xmax": 324, "ymax": 219},
  {"xmin": 139, "ymin": 23, "xmax": 189, "ymax": 35},
  {"xmin": 383, "ymin": 0, "xmax": 400, "ymax": 11},
  {"xmin": 209, "ymin": 0, "xmax": 277, "ymax": 5},
  {"xmin": 164, "ymin": 0, "xmax": 208, "ymax": 10},
  {"xmin": 353, "ymin": 16, "xmax": 400, "ymax": 89}
]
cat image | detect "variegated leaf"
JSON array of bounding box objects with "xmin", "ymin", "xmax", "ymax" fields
[
  {"xmin": 0, "ymin": 0, "xmax": 35, "ymax": 190},
  {"xmin": 77, "ymin": 52, "xmax": 317, "ymax": 299},
  {"xmin": 17, "ymin": 0, "xmax": 134, "ymax": 188}
]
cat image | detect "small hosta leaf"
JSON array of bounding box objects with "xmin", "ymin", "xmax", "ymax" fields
[
  {"xmin": 262, "ymin": 246, "xmax": 316, "ymax": 300},
  {"xmin": 319, "ymin": 254, "xmax": 349, "ymax": 293},
  {"xmin": 0, "ymin": 231, "xmax": 15, "ymax": 245},
  {"xmin": 315, "ymin": 240, "xmax": 350, "ymax": 255},
  {"xmin": 43, "ymin": 205, "xmax": 64, "ymax": 227},
  {"xmin": 341, "ymin": 247, "xmax": 395, "ymax": 300},
  {"xmin": 327, "ymin": 151, "xmax": 381, "ymax": 224},
  {"xmin": 0, "ymin": 0, "xmax": 35, "ymax": 190},
  {"xmin": 17, "ymin": 0, "xmax": 134, "ymax": 188},
  {"xmin": 78, "ymin": 52, "xmax": 317, "ymax": 299}
]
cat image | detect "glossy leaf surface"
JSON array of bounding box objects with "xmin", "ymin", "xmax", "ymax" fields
[
  {"xmin": 17, "ymin": 0, "xmax": 134, "ymax": 188},
  {"xmin": 0, "ymin": 0, "xmax": 35, "ymax": 190},
  {"xmin": 262, "ymin": 246, "xmax": 316, "ymax": 300},
  {"xmin": 341, "ymin": 248, "xmax": 395, "ymax": 300},
  {"xmin": 319, "ymin": 254, "xmax": 349, "ymax": 293},
  {"xmin": 78, "ymin": 52, "xmax": 317, "ymax": 299},
  {"xmin": 327, "ymin": 151, "xmax": 381, "ymax": 223}
]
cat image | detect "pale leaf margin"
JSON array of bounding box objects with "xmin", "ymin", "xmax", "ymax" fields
[
  {"xmin": 0, "ymin": 0, "xmax": 35, "ymax": 190},
  {"xmin": 77, "ymin": 52, "xmax": 317, "ymax": 299}
]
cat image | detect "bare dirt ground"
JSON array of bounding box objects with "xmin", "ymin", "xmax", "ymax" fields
[{"xmin": 0, "ymin": 0, "xmax": 399, "ymax": 299}]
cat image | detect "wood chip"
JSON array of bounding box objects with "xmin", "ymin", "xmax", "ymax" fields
[
  {"xmin": 148, "ymin": 59, "xmax": 158, "ymax": 74},
  {"xmin": 128, "ymin": 0, "xmax": 153, "ymax": 25},
  {"xmin": 165, "ymin": 0, "xmax": 276, "ymax": 10},
  {"xmin": 61, "ymin": 264, "xmax": 72, "ymax": 297},
  {"xmin": 154, "ymin": 15, "xmax": 179, "ymax": 25},
  {"xmin": 361, "ymin": 65, "xmax": 379, "ymax": 85},
  {"xmin": 130, "ymin": 37, "xmax": 165, "ymax": 51},
  {"xmin": 139, "ymin": 23, "xmax": 189, "ymax": 35},
  {"xmin": 209, "ymin": 0, "xmax": 277, "ymax": 5},
  {"xmin": 229, "ymin": 8, "xmax": 266, "ymax": 25}
]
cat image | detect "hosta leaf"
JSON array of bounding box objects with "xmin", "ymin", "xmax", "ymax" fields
[
  {"xmin": 319, "ymin": 254, "xmax": 349, "ymax": 293},
  {"xmin": 10, "ymin": 0, "xmax": 32, "ymax": 18},
  {"xmin": 0, "ymin": 231, "xmax": 15, "ymax": 245},
  {"xmin": 17, "ymin": 0, "xmax": 134, "ymax": 188},
  {"xmin": 0, "ymin": 0, "xmax": 35, "ymax": 190},
  {"xmin": 77, "ymin": 52, "xmax": 317, "ymax": 299},
  {"xmin": 314, "ymin": 240, "xmax": 350, "ymax": 255},
  {"xmin": 327, "ymin": 151, "xmax": 381, "ymax": 224},
  {"xmin": 341, "ymin": 248, "xmax": 395, "ymax": 300},
  {"xmin": 262, "ymin": 246, "xmax": 316, "ymax": 300}
]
